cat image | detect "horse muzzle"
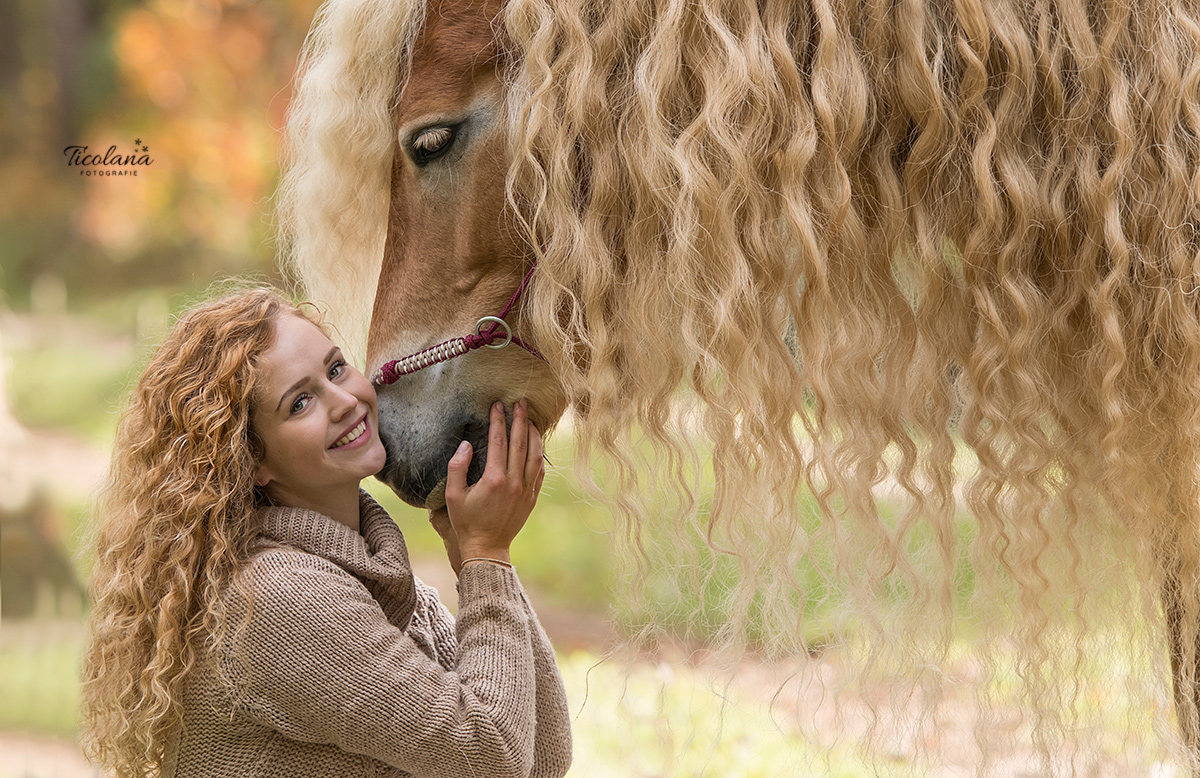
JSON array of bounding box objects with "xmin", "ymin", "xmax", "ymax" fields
[{"xmin": 373, "ymin": 383, "xmax": 502, "ymax": 509}]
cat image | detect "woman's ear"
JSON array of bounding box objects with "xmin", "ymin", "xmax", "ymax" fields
[{"xmin": 249, "ymin": 421, "xmax": 271, "ymax": 487}]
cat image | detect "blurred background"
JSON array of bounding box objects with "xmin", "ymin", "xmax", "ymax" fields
[
  {"xmin": 0, "ymin": 0, "xmax": 1183, "ymax": 776},
  {"xmin": 0, "ymin": 0, "xmax": 852, "ymax": 775}
]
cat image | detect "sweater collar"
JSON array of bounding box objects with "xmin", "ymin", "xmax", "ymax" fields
[{"xmin": 256, "ymin": 490, "xmax": 414, "ymax": 586}]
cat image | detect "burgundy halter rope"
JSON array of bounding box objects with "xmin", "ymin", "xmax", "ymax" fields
[{"xmin": 372, "ymin": 262, "xmax": 545, "ymax": 385}]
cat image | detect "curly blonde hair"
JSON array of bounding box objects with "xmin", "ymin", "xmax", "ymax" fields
[
  {"xmin": 80, "ymin": 288, "xmax": 312, "ymax": 777},
  {"xmin": 279, "ymin": 0, "xmax": 1200, "ymax": 767}
]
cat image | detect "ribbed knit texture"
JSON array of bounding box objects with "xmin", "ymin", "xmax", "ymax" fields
[{"xmin": 163, "ymin": 491, "xmax": 572, "ymax": 778}]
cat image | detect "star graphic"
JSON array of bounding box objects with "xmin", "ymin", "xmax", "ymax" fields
[
  {"xmin": 142, "ymin": 145, "xmax": 148, "ymax": 152},
  {"xmin": 134, "ymin": 138, "xmax": 141, "ymax": 146}
]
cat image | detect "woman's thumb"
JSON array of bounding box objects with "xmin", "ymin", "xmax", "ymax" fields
[{"xmin": 446, "ymin": 440, "xmax": 471, "ymax": 497}]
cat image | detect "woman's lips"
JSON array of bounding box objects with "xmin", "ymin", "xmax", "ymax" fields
[{"xmin": 330, "ymin": 413, "xmax": 371, "ymax": 449}]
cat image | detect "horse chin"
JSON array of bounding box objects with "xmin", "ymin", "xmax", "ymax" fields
[{"xmin": 423, "ymin": 480, "xmax": 448, "ymax": 511}]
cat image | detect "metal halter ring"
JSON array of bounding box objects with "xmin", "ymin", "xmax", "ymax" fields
[{"xmin": 474, "ymin": 316, "xmax": 513, "ymax": 349}]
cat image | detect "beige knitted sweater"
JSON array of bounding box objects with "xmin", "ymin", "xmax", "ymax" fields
[{"xmin": 163, "ymin": 492, "xmax": 572, "ymax": 778}]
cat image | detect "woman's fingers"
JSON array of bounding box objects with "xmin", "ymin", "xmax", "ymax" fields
[
  {"xmin": 442, "ymin": 400, "xmax": 542, "ymax": 564},
  {"xmin": 448, "ymin": 399, "xmax": 540, "ymax": 502},
  {"xmin": 525, "ymin": 422, "xmax": 543, "ymax": 487},
  {"xmin": 508, "ymin": 399, "xmax": 529, "ymax": 484},
  {"xmin": 484, "ymin": 401, "xmax": 508, "ymax": 476}
]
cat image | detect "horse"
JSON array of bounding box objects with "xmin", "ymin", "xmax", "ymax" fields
[{"xmin": 277, "ymin": 0, "xmax": 1200, "ymax": 769}]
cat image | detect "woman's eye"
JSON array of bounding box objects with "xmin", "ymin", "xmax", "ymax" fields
[
  {"xmin": 290, "ymin": 395, "xmax": 310, "ymax": 415},
  {"xmin": 409, "ymin": 125, "xmax": 457, "ymax": 165},
  {"xmin": 329, "ymin": 360, "xmax": 347, "ymax": 380}
]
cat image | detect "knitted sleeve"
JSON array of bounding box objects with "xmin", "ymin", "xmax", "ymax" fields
[
  {"xmin": 223, "ymin": 549, "xmax": 537, "ymax": 778},
  {"xmin": 522, "ymin": 599, "xmax": 574, "ymax": 778},
  {"xmin": 448, "ymin": 572, "xmax": 574, "ymax": 778}
]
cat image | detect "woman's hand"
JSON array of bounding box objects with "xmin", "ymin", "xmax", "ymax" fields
[{"xmin": 445, "ymin": 398, "xmax": 544, "ymax": 571}]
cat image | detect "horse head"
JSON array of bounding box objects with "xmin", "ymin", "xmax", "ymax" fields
[{"xmin": 364, "ymin": 0, "xmax": 563, "ymax": 509}]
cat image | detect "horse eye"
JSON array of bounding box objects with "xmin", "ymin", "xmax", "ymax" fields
[{"xmin": 409, "ymin": 125, "xmax": 457, "ymax": 165}]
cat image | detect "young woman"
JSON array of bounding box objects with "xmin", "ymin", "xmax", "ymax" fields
[{"xmin": 80, "ymin": 288, "xmax": 571, "ymax": 778}]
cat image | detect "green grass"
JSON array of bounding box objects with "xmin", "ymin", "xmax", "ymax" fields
[
  {"xmin": 0, "ymin": 620, "xmax": 86, "ymax": 739},
  {"xmin": 6, "ymin": 338, "xmax": 135, "ymax": 440},
  {"xmin": 558, "ymin": 651, "xmax": 870, "ymax": 777},
  {"xmin": 0, "ymin": 614, "xmax": 1176, "ymax": 774},
  {"xmin": 0, "ymin": 615, "xmax": 880, "ymax": 775}
]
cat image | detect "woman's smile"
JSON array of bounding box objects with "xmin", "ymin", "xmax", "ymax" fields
[{"xmin": 330, "ymin": 414, "xmax": 370, "ymax": 449}]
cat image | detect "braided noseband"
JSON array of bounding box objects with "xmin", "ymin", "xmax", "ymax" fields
[{"xmin": 372, "ymin": 263, "xmax": 545, "ymax": 385}]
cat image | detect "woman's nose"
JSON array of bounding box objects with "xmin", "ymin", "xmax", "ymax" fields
[{"xmin": 328, "ymin": 384, "xmax": 358, "ymax": 419}]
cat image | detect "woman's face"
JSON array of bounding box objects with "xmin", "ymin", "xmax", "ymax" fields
[{"xmin": 252, "ymin": 314, "xmax": 387, "ymax": 505}]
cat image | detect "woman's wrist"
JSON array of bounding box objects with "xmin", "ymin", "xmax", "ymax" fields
[
  {"xmin": 460, "ymin": 556, "xmax": 514, "ymax": 571},
  {"xmin": 457, "ymin": 546, "xmax": 512, "ymax": 565}
]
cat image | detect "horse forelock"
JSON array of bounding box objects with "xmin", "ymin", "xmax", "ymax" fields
[{"xmin": 276, "ymin": 0, "xmax": 430, "ymax": 364}]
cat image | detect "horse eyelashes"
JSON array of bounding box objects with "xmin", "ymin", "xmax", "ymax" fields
[{"xmin": 409, "ymin": 125, "xmax": 458, "ymax": 165}]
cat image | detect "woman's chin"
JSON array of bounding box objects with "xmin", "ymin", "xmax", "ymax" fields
[{"xmin": 363, "ymin": 444, "xmax": 388, "ymax": 477}]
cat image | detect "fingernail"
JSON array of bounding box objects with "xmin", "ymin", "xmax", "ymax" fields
[
  {"xmin": 519, "ymin": 398, "xmax": 528, "ymax": 410},
  {"xmin": 456, "ymin": 440, "xmax": 470, "ymax": 455}
]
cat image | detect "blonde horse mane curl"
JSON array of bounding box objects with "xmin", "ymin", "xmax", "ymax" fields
[{"xmin": 281, "ymin": 0, "xmax": 1200, "ymax": 768}]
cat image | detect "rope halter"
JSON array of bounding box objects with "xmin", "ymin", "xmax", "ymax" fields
[{"xmin": 372, "ymin": 263, "xmax": 545, "ymax": 385}]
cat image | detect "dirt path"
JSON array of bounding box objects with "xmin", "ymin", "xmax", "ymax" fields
[{"xmin": 0, "ymin": 733, "xmax": 98, "ymax": 778}]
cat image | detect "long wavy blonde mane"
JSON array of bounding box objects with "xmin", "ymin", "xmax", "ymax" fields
[{"xmin": 280, "ymin": 0, "xmax": 1200, "ymax": 768}]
